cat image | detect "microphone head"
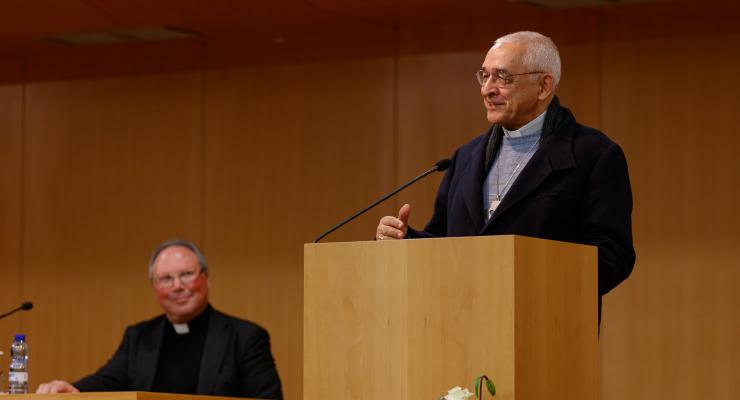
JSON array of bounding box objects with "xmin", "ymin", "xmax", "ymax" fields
[
  {"xmin": 434, "ymin": 158, "xmax": 452, "ymax": 171},
  {"xmin": 21, "ymin": 302, "xmax": 33, "ymax": 311}
]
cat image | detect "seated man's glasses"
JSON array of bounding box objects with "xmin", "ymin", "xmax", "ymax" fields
[{"xmin": 153, "ymin": 268, "xmax": 202, "ymax": 288}]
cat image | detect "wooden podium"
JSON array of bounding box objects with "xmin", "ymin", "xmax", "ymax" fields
[{"xmin": 304, "ymin": 235, "xmax": 599, "ymax": 400}]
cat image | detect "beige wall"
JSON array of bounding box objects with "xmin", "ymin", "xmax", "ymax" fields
[{"xmin": 1, "ymin": 4, "xmax": 739, "ymax": 400}]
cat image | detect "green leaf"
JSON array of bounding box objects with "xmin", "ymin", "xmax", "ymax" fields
[
  {"xmin": 474, "ymin": 375, "xmax": 482, "ymax": 398},
  {"xmin": 474, "ymin": 375, "xmax": 496, "ymax": 398},
  {"xmin": 485, "ymin": 378, "xmax": 496, "ymax": 396}
]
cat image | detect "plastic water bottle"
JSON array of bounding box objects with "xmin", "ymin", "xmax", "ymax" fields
[{"xmin": 8, "ymin": 334, "xmax": 29, "ymax": 394}]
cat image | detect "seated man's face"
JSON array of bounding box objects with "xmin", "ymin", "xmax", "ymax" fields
[{"xmin": 151, "ymin": 246, "xmax": 210, "ymax": 323}]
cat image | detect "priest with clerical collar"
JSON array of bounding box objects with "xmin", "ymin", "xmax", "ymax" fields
[{"xmin": 36, "ymin": 239, "xmax": 283, "ymax": 399}]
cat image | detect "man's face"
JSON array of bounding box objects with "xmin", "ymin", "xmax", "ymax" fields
[
  {"xmin": 151, "ymin": 246, "xmax": 209, "ymax": 323},
  {"xmin": 480, "ymin": 42, "xmax": 544, "ymax": 130}
]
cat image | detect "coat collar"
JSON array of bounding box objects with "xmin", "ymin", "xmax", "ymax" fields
[
  {"xmin": 134, "ymin": 317, "xmax": 165, "ymax": 390},
  {"xmin": 196, "ymin": 308, "xmax": 230, "ymax": 394},
  {"xmin": 134, "ymin": 305, "xmax": 229, "ymax": 394},
  {"xmin": 459, "ymin": 136, "xmax": 488, "ymax": 233},
  {"xmin": 464, "ymin": 96, "xmax": 577, "ymax": 233}
]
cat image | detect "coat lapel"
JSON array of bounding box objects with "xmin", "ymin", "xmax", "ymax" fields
[
  {"xmin": 459, "ymin": 133, "xmax": 489, "ymax": 233},
  {"xmin": 134, "ymin": 317, "xmax": 165, "ymax": 390},
  {"xmin": 196, "ymin": 310, "xmax": 230, "ymax": 394},
  {"xmin": 481, "ymin": 98, "xmax": 576, "ymax": 233}
]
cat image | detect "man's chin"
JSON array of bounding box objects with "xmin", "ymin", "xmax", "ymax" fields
[
  {"xmin": 166, "ymin": 309, "xmax": 196, "ymax": 323},
  {"xmin": 164, "ymin": 301, "xmax": 208, "ymax": 322},
  {"xmin": 164, "ymin": 303, "xmax": 193, "ymax": 316},
  {"xmin": 486, "ymin": 111, "xmax": 504, "ymax": 124},
  {"xmin": 171, "ymin": 297, "xmax": 192, "ymax": 305}
]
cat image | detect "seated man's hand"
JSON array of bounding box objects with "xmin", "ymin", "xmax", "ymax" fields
[
  {"xmin": 376, "ymin": 204, "xmax": 411, "ymax": 240},
  {"xmin": 36, "ymin": 380, "xmax": 80, "ymax": 394}
]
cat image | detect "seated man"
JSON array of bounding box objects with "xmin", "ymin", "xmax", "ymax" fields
[{"xmin": 37, "ymin": 239, "xmax": 283, "ymax": 399}]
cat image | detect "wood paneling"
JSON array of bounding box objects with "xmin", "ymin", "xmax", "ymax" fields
[
  {"xmin": 202, "ymin": 57, "xmax": 396, "ymax": 399},
  {"xmin": 0, "ymin": 0, "xmax": 601, "ymax": 48},
  {"xmin": 0, "ymin": 51, "xmax": 24, "ymax": 363},
  {"xmin": 21, "ymin": 45, "xmax": 203, "ymax": 387},
  {"xmin": 599, "ymin": 31, "xmax": 740, "ymax": 400},
  {"xmin": 395, "ymin": 49, "xmax": 489, "ymax": 224},
  {"xmin": 25, "ymin": 40, "xmax": 205, "ymax": 83}
]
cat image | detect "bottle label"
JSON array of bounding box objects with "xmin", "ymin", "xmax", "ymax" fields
[{"xmin": 9, "ymin": 371, "xmax": 28, "ymax": 383}]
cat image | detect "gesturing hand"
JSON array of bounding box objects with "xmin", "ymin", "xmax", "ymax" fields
[{"xmin": 376, "ymin": 203, "xmax": 411, "ymax": 240}]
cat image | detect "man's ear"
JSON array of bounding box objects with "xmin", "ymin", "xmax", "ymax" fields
[{"xmin": 538, "ymin": 74, "xmax": 555, "ymax": 100}]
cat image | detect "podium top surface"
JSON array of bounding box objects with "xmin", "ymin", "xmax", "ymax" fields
[
  {"xmin": 304, "ymin": 234, "xmax": 595, "ymax": 254},
  {"xmin": 305, "ymin": 233, "xmax": 593, "ymax": 246},
  {"xmin": 2, "ymin": 392, "xmax": 257, "ymax": 400}
]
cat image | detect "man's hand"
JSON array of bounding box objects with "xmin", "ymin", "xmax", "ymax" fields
[
  {"xmin": 36, "ymin": 380, "xmax": 80, "ymax": 394},
  {"xmin": 376, "ymin": 204, "xmax": 411, "ymax": 240}
]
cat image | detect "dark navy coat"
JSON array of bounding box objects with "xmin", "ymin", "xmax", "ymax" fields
[{"xmin": 408, "ymin": 97, "xmax": 635, "ymax": 299}]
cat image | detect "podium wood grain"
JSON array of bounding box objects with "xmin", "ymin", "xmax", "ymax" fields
[{"xmin": 304, "ymin": 235, "xmax": 598, "ymax": 400}]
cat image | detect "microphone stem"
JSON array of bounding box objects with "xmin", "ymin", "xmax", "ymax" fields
[
  {"xmin": 0, "ymin": 306, "xmax": 22, "ymax": 320},
  {"xmin": 313, "ymin": 165, "xmax": 440, "ymax": 243}
]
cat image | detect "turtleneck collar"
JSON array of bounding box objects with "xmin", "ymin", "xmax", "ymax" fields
[{"xmin": 502, "ymin": 109, "xmax": 547, "ymax": 138}]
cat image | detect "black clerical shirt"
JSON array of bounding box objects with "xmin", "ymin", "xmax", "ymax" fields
[{"xmin": 151, "ymin": 305, "xmax": 212, "ymax": 394}]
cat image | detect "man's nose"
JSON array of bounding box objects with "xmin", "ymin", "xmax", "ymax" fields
[
  {"xmin": 171, "ymin": 276, "xmax": 186, "ymax": 289},
  {"xmin": 481, "ymin": 81, "xmax": 499, "ymax": 96}
]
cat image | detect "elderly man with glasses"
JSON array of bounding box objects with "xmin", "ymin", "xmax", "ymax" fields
[
  {"xmin": 36, "ymin": 239, "xmax": 283, "ymax": 399},
  {"xmin": 376, "ymin": 31, "xmax": 635, "ymax": 321}
]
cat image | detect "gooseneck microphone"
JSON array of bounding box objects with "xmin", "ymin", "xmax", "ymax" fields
[
  {"xmin": 313, "ymin": 158, "xmax": 452, "ymax": 243},
  {"xmin": 0, "ymin": 301, "xmax": 33, "ymax": 320}
]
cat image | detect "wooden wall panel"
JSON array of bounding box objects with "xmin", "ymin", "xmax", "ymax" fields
[
  {"xmin": 0, "ymin": 52, "xmax": 24, "ymax": 366},
  {"xmin": 599, "ymin": 31, "xmax": 740, "ymax": 400},
  {"xmin": 21, "ymin": 51, "xmax": 203, "ymax": 387},
  {"xmin": 202, "ymin": 57, "xmax": 396, "ymax": 400},
  {"xmin": 395, "ymin": 49, "xmax": 489, "ymax": 225}
]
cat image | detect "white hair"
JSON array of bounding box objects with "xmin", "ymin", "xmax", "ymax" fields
[{"xmin": 493, "ymin": 31, "xmax": 561, "ymax": 87}]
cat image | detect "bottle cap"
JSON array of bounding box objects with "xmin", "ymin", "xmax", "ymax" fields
[{"xmin": 14, "ymin": 334, "xmax": 26, "ymax": 341}]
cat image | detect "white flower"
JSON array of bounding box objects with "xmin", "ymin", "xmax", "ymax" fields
[{"xmin": 440, "ymin": 386, "xmax": 475, "ymax": 400}]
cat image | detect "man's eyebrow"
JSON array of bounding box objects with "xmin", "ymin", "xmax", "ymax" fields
[{"xmin": 480, "ymin": 68, "xmax": 511, "ymax": 75}]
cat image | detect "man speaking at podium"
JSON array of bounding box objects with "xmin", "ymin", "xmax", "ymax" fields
[
  {"xmin": 36, "ymin": 239, "xmax": 283, "ymax": 399},
  {"xmin": 376, "ymin": 31, "xmax": 635, "ymax": 311}
]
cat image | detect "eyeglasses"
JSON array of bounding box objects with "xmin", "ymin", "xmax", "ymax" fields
[
  {"xmin": 152, "ymin": 268, "xmax": 203, "ymax": 288},
  {"xmin": 476, "ymin": 69, "xmax": 544, "ymax": 88}
]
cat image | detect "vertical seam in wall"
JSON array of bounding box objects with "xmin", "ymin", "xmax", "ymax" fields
[
  {"xmin": 392, "ymin": 25, "xmax": 400, "ymax": 194},
  {"xmin": 199, "ymin": 39, "xmax": 208, "ymax": 251},
  {"xmin": 19, "ymin": 47, "xmax": 28, "ymax": 330},
  {"xmin": 598, "ymin": 7, "xmax": 604, "ymax": 129}
]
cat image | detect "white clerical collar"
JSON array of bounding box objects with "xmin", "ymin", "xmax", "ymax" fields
[
  {"xmin": 172, "ymin": 323, "xmax": 190, "ymax": 335},
  {"xmin": 502, "ymin": 110, "xmax": 547, "ymax": 138}
]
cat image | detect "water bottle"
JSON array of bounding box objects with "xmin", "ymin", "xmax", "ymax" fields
[
  {"xmin": 8, "ymin": 334, "xmax": 28, "ymax": 394},
  {"xmin": 0, "ymin": 350, "xmax": 4, "ymax": 394}
]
